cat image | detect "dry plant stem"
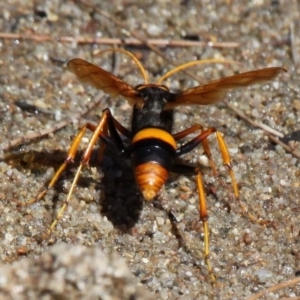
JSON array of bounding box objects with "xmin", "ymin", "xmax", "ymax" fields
[
  {"xmin": 289, "ymin": 22, "xmax": 299, "ymax": 65},
  {"xmin": 0, "ymin": 32, "xmax": 239, "ymax": 49},
  {"xmin": 0, "ymin": 94, "xmax": 106, "ymax": 154},
  {"xmin": 245, "ymin": 277, "xmax": 300, "ymax": 300},
  {"xmin": 226, "ymin": 102, "xmax": 300, "ymax": 159},
  {"xmin": 267, "ymin": 134, "xmax": 300, "ymax": 159},
  {"xmin": 225, "ymin": 102, "xmax": 284, "ymax": 138}
]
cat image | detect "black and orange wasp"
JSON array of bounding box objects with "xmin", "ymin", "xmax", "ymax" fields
[{"xmin": 25, "ymin": 49, "xmax": 285, "ymax": 281}]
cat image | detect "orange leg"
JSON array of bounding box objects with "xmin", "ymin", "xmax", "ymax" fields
[
  {"xmin": 198, "ymin": 130, "xmax": 265, "ymax": 224},
  {"xmin": 214, "ymin": 131, "xmax": 238, "ymax": 198},
  {"xmin": 195, "ymin": 167, "xmax": 215, "ymax": 282},
  {"xmin": 172, "ymin": 161, "xmax": 215, "ymax": 282},
  {"xmin": 174, "ymin": 126, "xmax": 241, "ymax": 282},
  {"xmin": 214, "ymin": 131, "xmax": 261, "ymax": 222},
  {"xmin": 175, "ymin": 125, "xmax": 239, "ymax": 201},
  {"xmin": 96, "ymin": 119, "xmax": 108, "ymax": 163},
  {"xmin": 19, "ymin": 124, "xmax": 92, "ymax": 207},
  {"xmin": 174, "ymin": 125, "xmax": 265, "ymax": 281},
  {"xmin": 21, "ymin": 108, "xmax": 128, "ymax": 239},
  {"xmin": 45, "ymin": 110, "xmax": 112, "ymax": 238}
]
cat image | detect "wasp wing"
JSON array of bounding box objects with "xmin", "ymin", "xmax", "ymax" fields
[
  {"xmin": 165, "ymin": 67, "xmax": 286, "ymax": 109},
  {"xmin": 67, "ymin": 58, "xmax": 143, "ymax": 107}
]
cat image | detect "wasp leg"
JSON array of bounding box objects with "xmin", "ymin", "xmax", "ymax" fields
[
  {"xmin": 176, "ymin": 127, "xmax": 240, "ymax": 198},
  {"xmin": 172, "ymin": 163, "xmax": 215, "ymax": 283},
  {"xmin": 20, "ymin": 107, "xmax": 130, "ymax": 208},
  {"xmin": 174, "ymin": 125, "xmax": 217, "ymax": 175},
  {"xmin": 214, "ymin": 131, "xmax": 263, "ymax": 223},
  {"xmin": 95, "ymin": 109, "xmax": 130, "ymax": 162},
  {"xmin": 177, "ymin": 127, "xmax": 261, "ymax": 224},
  {"xmin": 112, "ymin": 114, "xmax": 131, "ymax": 138},
  {"xmin": 96, "ymin": 118, "xmax": 108, "ymax": 163},
  {"xmin": 45, "ymin": 108, "xmax": 129, "ymax": 238},
  {"xmin": 19, "ymin": 124, "xmax": 91, "ymax": 207}
]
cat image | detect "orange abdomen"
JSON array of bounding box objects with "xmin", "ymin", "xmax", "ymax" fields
[{"xmin": 134, "ymin": 162, "xmax": 169, "ymax": 201}]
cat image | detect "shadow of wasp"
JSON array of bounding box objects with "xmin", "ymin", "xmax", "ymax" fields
[{"xmin": 24, "ymin": 48, "xmax": 285, "ymax": 282}]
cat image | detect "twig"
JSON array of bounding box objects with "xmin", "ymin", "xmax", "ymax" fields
[
  {"xmin": 226, "ymin": 102, "xmax": 300, "ymax": 159},
  {"xmin": 225, "ymin": 102, "xmax": 284, "ymax": 138},
  {"xmin": 267, "ymin": 134, "xmax": 300, "ymax": 159},
  {"xmin": 0, "ymin": 94, "xmax": 106, "ymax": 155},
  {"xmin": 0, "ymin": 32, "xmax": 239, "ymax": 49},
  {"xmin": 290, "ymin": 22, "xmax": 299, "ymax": 65},
  {"xmin": 245, "ymin": 277, "xmax": 300, "ymax": 300}
]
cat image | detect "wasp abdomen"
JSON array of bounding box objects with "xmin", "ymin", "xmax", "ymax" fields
[
  {"xmin": 130, "ymin": 128, "xmax": 177, "ymax": 201},
  {"xmin": 134, "ymin": 162, "xmax": 168, "ymax": 201}
]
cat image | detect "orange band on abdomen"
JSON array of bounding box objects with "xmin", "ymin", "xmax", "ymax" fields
[{"xmin": 132, "ymin": 128, "xmax": 177, "ymax": 150}]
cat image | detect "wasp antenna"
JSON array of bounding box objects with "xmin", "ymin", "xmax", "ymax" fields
[
  {"xmin": 157, "ymin": 58, "xmax": 240, "ymax": 85},
  {"xmin": 95, "ymin": 48, "xmax": 149, "ymax": 84}
]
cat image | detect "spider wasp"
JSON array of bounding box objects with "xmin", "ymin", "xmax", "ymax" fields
[{"xmin": 26, "ymin": 49, "xmax": 285, "ymax": 281}]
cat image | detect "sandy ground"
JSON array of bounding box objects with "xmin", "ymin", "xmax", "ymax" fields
[{"xmin": 0, "ymin": 1, "xmax": 299, "ymax": 299}]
